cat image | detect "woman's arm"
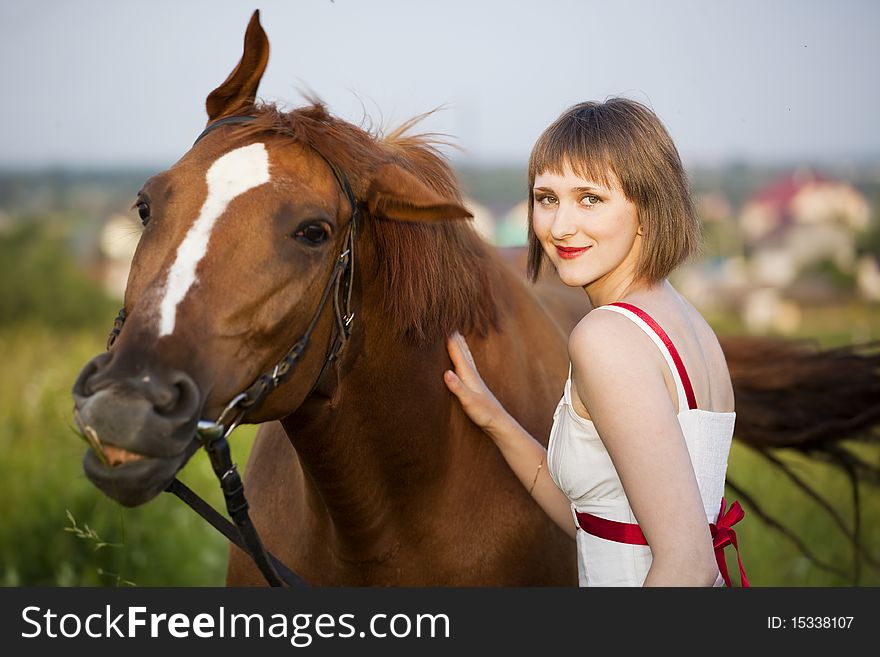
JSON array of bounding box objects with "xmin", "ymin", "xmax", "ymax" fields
[
  {"xmin": 568, "ymin": 313, "xmax": 719, "ymax": 586},
  {"xmin": 444, "ymin": 332, "xmax": 577, "ymax": 539}
]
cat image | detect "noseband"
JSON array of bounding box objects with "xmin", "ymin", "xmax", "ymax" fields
[{"xmin": 105, "ymin": 116, "xmax": 359, "ymax": 586}]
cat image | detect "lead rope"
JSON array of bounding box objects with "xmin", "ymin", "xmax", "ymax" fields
[{"xmin": 109, "ymin": 308, "xmax": 302, "ymax": 585}]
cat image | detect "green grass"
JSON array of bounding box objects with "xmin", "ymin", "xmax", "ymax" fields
[
  {"xmin": 706, "ymin": 303, "xmax": 880, "ymax": 348},
  {"xmin": 710, "ymin": 303, "xmax": 880, "ymax": 585},
  {"xmin": 725, "ymin": 442, "xmax": 880, "ymax": 586},
  {"xmin": 1, "ymin": 320, "xmax": 878, "ymax": 586},
  {"xmin": 0, "ymin": 326, "xmax": 256, "ymax": 586}
]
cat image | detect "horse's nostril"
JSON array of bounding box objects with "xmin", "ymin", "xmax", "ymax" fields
[
  {"xmin": 153, "ymin": 382, "xmax": 180, "ymax": 415},
  {"xmin": 153, "ymin": 371, "xmax": 201, "ymax": 420},
  {"xmin": 73, "ymin": 352, "xmax": 113, "ymax": 399}
]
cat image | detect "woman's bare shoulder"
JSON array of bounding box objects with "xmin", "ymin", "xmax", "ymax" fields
[
  {"xmin": 569, "ymin": 307, "xmax": 620, "ymax": 355},
  {"xmin": 567, "ymin": 305, "xmax": 675, "ymax": 420},
  {"xmin": 567, "ymin": 307, "xmax": 659, "ymax": 372}
]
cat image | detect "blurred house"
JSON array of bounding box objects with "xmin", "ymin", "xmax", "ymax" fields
[
  {"xmin": 696, "ymin": 191, "xmax": 734, "ymax": 225},
  {"xmin": 98, "ymin": 213, "xmax": 140, "ymax": 299},
  {"xmin": 736, "ymin": 169, "xmax": 871, "ymax": 333},
  {"xmin": 857, "ymin": 254, "xmax": 880, "ymax": 301},
  {"xmin": 741, "ymin": 169, "xmax": 869, "ymax": 282},
  {"xmin": 695, "ymin": 191, "xmax": 741, "ymax": 257}
]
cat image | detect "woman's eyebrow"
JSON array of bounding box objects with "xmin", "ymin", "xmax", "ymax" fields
[{"xmin": 533, "ymin": 185, "xmax": 606, "ymax": 193}]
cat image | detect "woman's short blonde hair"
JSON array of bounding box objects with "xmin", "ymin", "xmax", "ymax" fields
[{"xmin": 527, "ymin": 98, "xmax": 700, "ymax": 283}]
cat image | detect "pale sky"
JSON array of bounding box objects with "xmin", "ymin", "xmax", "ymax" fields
[{"xmin": 1, "ymin": 0, "xmax": 878, "ymax": 167}]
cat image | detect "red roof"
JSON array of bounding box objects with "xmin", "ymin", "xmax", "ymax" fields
[
  {"xmin": 750, "ymin": 170, "xmax": 832, "ymax": 208},
  {"xmin": 746, "ymin": 170, "xmax": 835, "ymax": 232}
]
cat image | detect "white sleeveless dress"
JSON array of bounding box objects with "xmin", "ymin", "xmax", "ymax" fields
[{"xmin": 546, "ymin": 303, "xmax": 736, "ymax": 587}]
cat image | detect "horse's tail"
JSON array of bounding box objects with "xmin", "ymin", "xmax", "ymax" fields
[
  {"xmin": 721, "ymin": 336, "xmax": 880, "ymax": 582},
  {"xmin": 724, "ymin": 336, "xmax": 880, "ymax": 453}
]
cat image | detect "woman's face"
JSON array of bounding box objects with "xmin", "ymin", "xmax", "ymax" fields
[{"xmin": 532, "ymin": 164, "xmax": 642, "ymax": 291}]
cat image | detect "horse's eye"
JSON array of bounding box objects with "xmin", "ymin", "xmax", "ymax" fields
[
  {"xmin": 294, "ymin": 223, "xmax": 330, "ymax": 245},
  {"xmin": 135, "ymin": 201, "xmax": 151, "ymax": 226}
]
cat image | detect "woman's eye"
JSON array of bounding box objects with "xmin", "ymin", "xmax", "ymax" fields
[
  {"xmin": 294, "ymin": 223, "xmax": 330, "ymax": 245},
  {"xmin": 537, "ymin": 195, "xmax": 557, "ymax": 207},
  {"xmin": 582, "ymin": 195, "xmax": 601, "ymax": 206},
  {"xmin": 135, "ymin": 200, "xmax": 151, "ymax": 225}
]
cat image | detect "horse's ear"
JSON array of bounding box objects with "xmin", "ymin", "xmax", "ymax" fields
[
  {"xmin": 205, "ymin": 10, "xmax": 269, "ymax": 122},
  {"xmin": 366, "ymin": 163, "xmax": 473, "ymax": 223}
]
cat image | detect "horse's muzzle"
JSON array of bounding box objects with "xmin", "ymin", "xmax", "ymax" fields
[{"xmin": 73, "ymin": 352, "xmax": 203, "ymax": 506}]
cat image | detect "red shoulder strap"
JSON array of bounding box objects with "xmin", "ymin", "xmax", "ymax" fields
[{"xmin": 608, "ymin": 302, "xmax": 698, "ymax": 411}]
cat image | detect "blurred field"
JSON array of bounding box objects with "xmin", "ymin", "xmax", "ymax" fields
[
  {"xmin": 2, "ymin": 313, "xmax": 878, "ymax": 586},
  {"xmin": 0, "ymin": 326, "xmax": 258, "ymax": 585},
  {"xmin": 0, "ymin": 221, "xmax": 253, "ymax": 585}
]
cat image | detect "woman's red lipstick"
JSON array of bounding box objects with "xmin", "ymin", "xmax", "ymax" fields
[{"xmin": 555, "ymin": 245, "xmax": 590, "ymax": 259}]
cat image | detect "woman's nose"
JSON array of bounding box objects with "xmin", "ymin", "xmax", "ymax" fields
[{"xmin": 549, "ymin": 202, "xmax": 577, "ymax": 241}]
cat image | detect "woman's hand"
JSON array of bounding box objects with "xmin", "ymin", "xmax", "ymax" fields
[
  {"xmin": 445, "ymin": 332, "xmax": 576, "ymax": 536},
  {"xmin": 444, "ymin": 331, "xmax": 510, "ymax": 436}
]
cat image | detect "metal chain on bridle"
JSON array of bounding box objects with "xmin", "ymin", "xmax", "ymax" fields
[{"xmin": 105, "ymin": 116, "xmax": 359, "ymax": 586}]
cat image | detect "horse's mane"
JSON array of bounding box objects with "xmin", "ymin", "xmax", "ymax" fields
[{"xmin": 232, "ymin": 101, "xmax": 501, "ymax": 345}]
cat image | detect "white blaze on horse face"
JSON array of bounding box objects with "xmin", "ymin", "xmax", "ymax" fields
[{"xmin": 158, "ymin": 143, "xmax": 271, "ymax": 337}]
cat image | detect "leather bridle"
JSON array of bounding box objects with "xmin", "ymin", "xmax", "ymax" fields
[{"xmin": 104, "ymin": 116, "xmax": 359, "ymax": 586}]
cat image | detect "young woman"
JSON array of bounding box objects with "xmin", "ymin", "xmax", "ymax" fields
[{"xmin": 444, "ymin": 98, "xmax": 748, "ymax": 587}]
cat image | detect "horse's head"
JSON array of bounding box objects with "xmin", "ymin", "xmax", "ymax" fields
[{"xmin": 72, "ymin": 10, "xmax": 473, "ymax": 507}]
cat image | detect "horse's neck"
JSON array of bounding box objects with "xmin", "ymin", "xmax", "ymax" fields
[{"xmin": 279, "ymin": 319, "xmax": 455, "ymax": 552}]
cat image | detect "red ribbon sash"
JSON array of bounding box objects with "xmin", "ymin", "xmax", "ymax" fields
[{"xmin": 575, "ymin": 497, "xmax": 750, "ymax": 587}]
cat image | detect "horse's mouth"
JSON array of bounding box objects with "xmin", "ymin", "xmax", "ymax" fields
[
  {"xmin": 83, "ymin": 443, "xmax": 198, "ymax": 507},
  {"xmin": 72, "ymin": 397, "xmax": 205, "ymax": 506},
  {"xmin": 74, "ymin": 407, "xmax": 150, "ymax": 466},
  {"xmin": 103, "ymin": 444, "xmax": 147, "ymax": 467}
]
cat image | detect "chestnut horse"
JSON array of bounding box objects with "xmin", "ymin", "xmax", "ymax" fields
[{"xmin": 73, "ymin": 11, "xmax": 880, "ymax": 585}]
